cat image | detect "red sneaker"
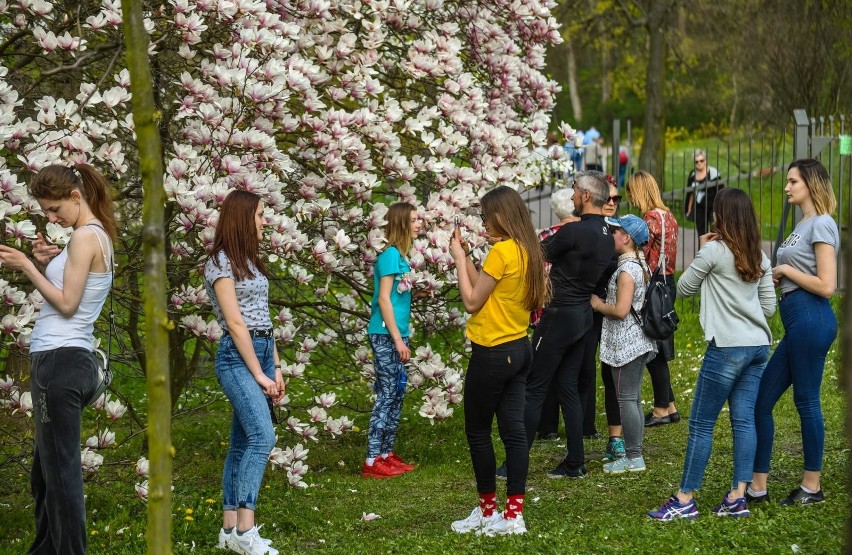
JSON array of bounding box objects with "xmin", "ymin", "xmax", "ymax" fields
[
  {"xmin": 361, "ymin": 458, "xmax": 405, "ymax": 478},
  {"xmin": 385, "ymin": 453, "xmax": 415, "ymax": 472}
]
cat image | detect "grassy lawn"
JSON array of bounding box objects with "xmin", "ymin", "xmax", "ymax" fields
[{"xmin": 1, "ymin": 301, "xmax": 848, "ymax": 554}]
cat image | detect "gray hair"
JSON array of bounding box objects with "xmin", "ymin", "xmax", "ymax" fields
[
  {"xmin": 549, "ymin": 188, "xmax": 575, "ymax": 220},
  {"xmin": 574, "ymin": 170, "xmax": 609, "ymax": 207},
  {"xmin": 693, "ymin": 149, "xmax": 707, "ymax": 161}
]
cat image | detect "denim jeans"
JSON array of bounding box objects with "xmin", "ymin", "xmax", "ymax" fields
[
  {"xmin": 367, "ymin": 334, "xmax": 409, "ymax": 458},
  {"xmin": 29, "ymin": 347, "xmax": 98, "ymax": 555},
  {"xmin": 611, "ymin": 355, "xmax": 647, "ymax": 459},
  {"xmin": 680, "ymin": 342, "xmax": 769, "ymax": 493},
  {"xmin": 465, "ymin": 337, "xmax": 532, "ymax": 497},
  {"xmin": 754, "ymin": 289, "xmax": 837, "ymax": 473},
  {"xmin": 217, "ymin": 334, "xmax": 277, "ymax": 511},
  {"xmin": 524, "ymin": 305, "xmax": 591, "ymax": 468}
]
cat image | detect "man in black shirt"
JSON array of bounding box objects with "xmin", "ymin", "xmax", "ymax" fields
[{"xmin": 525, "ymin": 171, "xmax": 615, "ymax": 478}]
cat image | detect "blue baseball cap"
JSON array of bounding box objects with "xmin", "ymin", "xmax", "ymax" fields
[{"xmin": 605, "ymin": 214, "xmax": 649, "ymax": 246}]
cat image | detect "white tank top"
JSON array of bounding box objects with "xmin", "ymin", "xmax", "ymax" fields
[{"xmin": 30, "ymin": 224, "xmax": 113, "ymax": 353}]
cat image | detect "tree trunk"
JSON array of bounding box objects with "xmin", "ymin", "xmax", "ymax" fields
[
  {"xmin": 638, "ymin": 2, "xmax": 669, "ymax": 184},
  {"xmin": 120, "ymin": 1, "xmax": 172, "ymax": 553},
  {"xmin": 566, "ymin": 38, "xmax": 583, "ymax": 122}
]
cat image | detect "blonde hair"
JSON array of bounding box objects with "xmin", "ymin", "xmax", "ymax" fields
[
  {"xmin": 626, "ymin": 171, "xmax": 669, "ymax": 214},
  {"xmin": 384, "ymin": 202, "xmax": 416, "ymax": 254},
  {"xmin": 789, "ymin": 159, "xmax": 836, "ymax": 215}
]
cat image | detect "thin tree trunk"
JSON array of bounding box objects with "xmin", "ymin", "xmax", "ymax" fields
[
  {"xmin": 638, "ymin": 2, "xmax": 668, "ymax": 184},
  {"xmin": 566, "ymin": 39, "xmax": 583, "ymax": 122},
  {"xmin": 120, "ymin": 1, "xmax": 171, "ymax": 553}
]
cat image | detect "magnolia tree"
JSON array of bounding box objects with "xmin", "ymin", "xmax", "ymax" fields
[{"xmin": 0, "ymin": 0, "xmax": 570, "ymax": 491}]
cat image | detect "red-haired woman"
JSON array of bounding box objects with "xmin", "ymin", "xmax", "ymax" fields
[
  {"xmin": 0, "ymin": 164, "xmax": 116, "ymax": 554},
  {"xmin": 205, "ymin": 190, "xmax": 284, "ymax": 555}
]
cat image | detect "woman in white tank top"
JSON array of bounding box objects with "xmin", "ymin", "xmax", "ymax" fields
[{"xmin": 0, "ymin": 164, "xmax": 116, "ymax": 555}]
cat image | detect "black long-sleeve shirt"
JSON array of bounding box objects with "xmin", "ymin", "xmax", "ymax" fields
[{"xmin": 542, "ymin": 213, "xmax": 615, "ymax": 308}]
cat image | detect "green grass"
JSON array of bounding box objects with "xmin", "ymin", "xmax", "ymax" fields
[{"xmin": 1, "ymin": 302, "xmax": 848, "ymax": 554}]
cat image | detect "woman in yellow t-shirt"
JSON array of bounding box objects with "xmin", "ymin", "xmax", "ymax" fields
[{"xmin": 448, "ymin": 186, "xmax": 549, "ymax": 537}]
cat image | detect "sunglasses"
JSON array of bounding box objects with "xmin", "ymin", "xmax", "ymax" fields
[
  {"xmin": 694, "ymin": 159, "xmax": 706, "ymax": 164},
  {"xmin": 479, "ymin": 213, "xmax": 486, "ymax": 223},
  {"xmin": 608, "ymin": 195, "xmax": 622, "ymax": 204}
]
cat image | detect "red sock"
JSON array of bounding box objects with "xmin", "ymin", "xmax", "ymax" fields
[
  {"xmin": 504, "ymin": 494, "xmax": 524, "ymax": 519},
  {"xmin": 479, "ymin": 492, "xmax": 497, "ymax": 517}
]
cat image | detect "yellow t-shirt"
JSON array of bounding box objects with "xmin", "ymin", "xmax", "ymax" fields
[{"xmin": 466, "ymin": 239, "xmax": 530, "ymax": 347}]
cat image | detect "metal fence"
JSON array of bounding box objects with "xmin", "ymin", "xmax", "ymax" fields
[{"xmin": 522, "ymin": 110, "xmax": 852, "ymax": 288}]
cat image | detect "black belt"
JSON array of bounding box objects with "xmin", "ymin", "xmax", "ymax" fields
[
  {"xmin": 223, "ymin": 328, "xmax": 274, "ymax": 338},
  {"xmin": 779, "ymin": 288, "xmax": 802, "ymax": 301}
]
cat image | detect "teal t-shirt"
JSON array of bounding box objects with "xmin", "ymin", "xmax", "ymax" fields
[{"xmin": 368, "ymin": 246, "xmax": 412, "ymax": 336}]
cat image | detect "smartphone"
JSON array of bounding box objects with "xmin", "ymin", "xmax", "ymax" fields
[{"xmin": 454, "ymin": 216, "xmax": 460, "ymax": 228}]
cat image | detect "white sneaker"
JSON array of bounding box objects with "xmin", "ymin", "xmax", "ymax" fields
[
  {"xmin": 479, "ymin": 513, "xmax": 527, "ymax": 536},
  {"xmin": 217, "ymin": 527, "xmax": 230, "ymax": 549},
  {"xmin": 228, "ymin": 526, "xmax": 278, "ymax": 555},
  {"xmin": 450, "ymin": 506, "xmax": 501, "ymax": 534}
]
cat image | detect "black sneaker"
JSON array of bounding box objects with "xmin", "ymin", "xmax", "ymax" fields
[
  {"xmin": 669, "ymin": 411, "xmax": 681, "ymax": 423},
  {"xmin": 644, "ymin": 412, "xmax": 672, "ymax": 427},
  {"xmin": 496, "ymin": 462, "xmax": 507, "ymax": 480},
  {"xmin": 745, "ymin": 490, "xmax": 770, "ymax": 504},
  {"xmin": 583, "ymin": 432, "xmax": 602, "ymax": 440},
  {"xmin": 538, "ymin": 432, "xmax": 558, "ymax": 441},
  {"xmin": 548, "ymin": 460, "xmax": 587, "ymax": 479},
  {"xmin": 780, "ymin": 487, "xmax": 824, "ymax": 506}
]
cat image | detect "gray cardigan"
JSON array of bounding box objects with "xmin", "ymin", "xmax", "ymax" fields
[{"xmin": 676, "ymin": 240, "xmax": 776, "ymax": 347}]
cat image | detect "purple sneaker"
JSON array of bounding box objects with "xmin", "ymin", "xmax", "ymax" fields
[
  {"xmin": 648, "ymin": 495, "xmax": 699, "ymax": 521},
  {"xmin": 712, "ymin": 495, "xmax": 750, "ymax": 518}
]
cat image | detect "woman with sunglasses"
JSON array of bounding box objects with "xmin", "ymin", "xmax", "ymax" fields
[
  {"xmin": 750, "ymin": 159, "xmax": 838, "ymax": 506},
  {"xmin": 684, "ymin": 150, "xmax": 722, "ymax": 236},
  {"xmin": 626, "ymin": 171, "xmax": 680, "ymax": 427}
]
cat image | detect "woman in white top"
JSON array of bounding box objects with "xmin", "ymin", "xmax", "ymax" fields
[{"xmin": 0, "ymin": 164, "xmax": 115, "ymax": 555}]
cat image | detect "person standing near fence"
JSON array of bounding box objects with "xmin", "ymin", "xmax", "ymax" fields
[
  {"xmin": 749, "ymin": 158, "xmax": 838, "ymax": 507},
  {"xmin": 0, "ymin": 164, "xmax": 115, "ymax": 555},
  {"xmin": 591, "ymin": 214, "xmax": 656, "ymax": 474},
  {"xmin": 205, "ymin": 190, "xmax": 284, "ymax": 555},
  {"xmin": 449, "ymin": 186, "xmax": 549, "ymax": 536},
  {"xmin": 684, "ymin": 150, "xmax": 722, "ymax": 236},
  {"xmin": 362, "ymin": 202, "xmax": 420, "ymax": 479},
  {"xmin": 625, "ymin": 171, "xmax": 681, "ymax": 427},
  {"xmin": 648, "ymin": 188, "xmax": 776, "ymax": 521},
  {"xmin": 523, "ymin": 171, "xmax": 614, "ymax": 479}
]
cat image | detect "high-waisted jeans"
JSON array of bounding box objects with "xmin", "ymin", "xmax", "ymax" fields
[
  {"xmin": 464, "ymin": 337, "xmax": 532, "ymax": 496},
  {"xmin": 29, "ymin": 347, "xmax": 99, "ymax": 555},
  {"xmin": 680, "ymin": 342, "xmax": 769, "ymax": 492},
  {"xmin": 754, "ymin": 288, "xmax": 837, "ymax": 473},
  {"xmin": 217, "ymin": 334, "xmax": 277, "ymax": 511}
]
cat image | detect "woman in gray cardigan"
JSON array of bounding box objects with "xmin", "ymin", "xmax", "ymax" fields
[{"xmin": 648, "ymin": 188, "xmax": 776, "ymax": 521}]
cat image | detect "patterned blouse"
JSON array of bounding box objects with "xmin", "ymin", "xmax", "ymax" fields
[
  {"xmin": 599, "ymin": 255, "xmax": 657, "ymax": 367},
  {"xmin": 643, "ymin": 209, "xmax": 678, "ymax": 275},
  {"xmin": 530, "ymin": 223, "xmax": 563, "ymax": 327}
]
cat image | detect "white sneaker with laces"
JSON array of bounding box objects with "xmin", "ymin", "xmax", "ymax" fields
[
  {"xmin": 217, "ymin": 527, "xmax": 231, "ymax": 549},
  {"xmin": 479, "ymin": 513, "xmax": 527, "ymax": 536},
  {"xmin": 450, "ymin": 506, "xmax": 501, "ymax": 534},
  {"xmin": 228, "ymin": 526, "xmax": 279, "ymax": 555}
]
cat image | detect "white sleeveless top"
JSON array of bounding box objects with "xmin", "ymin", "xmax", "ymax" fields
[{"xmin": 30, "ymin": 224, "xmax": 113, "ymax": 353}]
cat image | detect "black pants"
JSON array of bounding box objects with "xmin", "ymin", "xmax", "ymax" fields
[
  {"xmin": 525, "ymin": 306, "xmax": 592, "ymax": 468},
  {"xmin": 537, "ymin": 384, "xmax": 560, "ymax": 436},
  {"xmin": 464, "ymin": 337, "xmax": 532, "ymax": 497},
  {"xmin": 647, "ymin": 280, "xmax": 677, "ymax": 408},
  {"xmin": 579, "ymin": 312, "xmax": 604, "ymax": 435},
  {"xmin": 29, "ymin": 347, "xmax": 97, "ymax": 555}
]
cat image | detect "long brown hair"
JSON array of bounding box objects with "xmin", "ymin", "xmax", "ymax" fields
[
  {"xmin": 789, "ymin": 158, "xmax": 836, "ymax": 215},
  {"xmin": 29, "ymin": 164, "xmax": 117, "ymax": 241},
  {"xmin": 626, "ymin": 171, "xmax": 669, "ymax": 214},
  {"xmin": 480, "ymin": 186, "xmax": 549, "ymax": 311},
  {"xmin": 384, "ymin": 202, "xmax": 415, "ymax": 254},
  {"xmin": 711, "ymin": 188, "xmax": 763, "ymax": 283},
  {"xmin": 210, "ymin": 190, "xmax": 267, "ymax": 281}
]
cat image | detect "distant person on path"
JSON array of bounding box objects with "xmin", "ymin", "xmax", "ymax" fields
[
  {"xmin": 617, "ymin": 146, "xmax": 630, "ymax": 188},
  {"xmin": 584, "ymin": 136, "xmax": 606, "ymax": 172},
  {"xmin": 362, "ymin": 203, "xmax": 421, "ymax": 479},
  {"xmin": 449, "ymin": 186, "xmax": 549, "ymax": 536},
  {"xmin": 625, "ymin": 172, "xmax": 681, "ymax": 427},
  {"xmin": 750, "ymin": 159, "xmax": 839, "ymax": 507},
  {"xmin": 205, "ymin": 190, "xmax": 284, "ymax": 555},
  {"xmin": 532, "ymin": 188, "xmax": 579, "ymax": 442},
  {"xmin": 648, "ymin": 188, "xmax": 776, "ymax": 521},
  {"xmin": 523, "ymin": 171, "xmax": 614, "ymax": 479},
  {"xmin": 591, "ymin": 214, "xmax": 655, "ymax": 474},
  {"xmin": 684, "ymin": 149, "xmax": 722, "ymax": 236},
  {"xmin": 0, "ymin": 164, "xmax": 115, "ymax": 555}
]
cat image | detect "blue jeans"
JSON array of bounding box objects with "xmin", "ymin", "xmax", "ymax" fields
[
  {"xmin": 367, "ymin": 334, "xmax": 409, "ymax": 458},
  {"xmin": 465, "ymin": 337, "xmax": 532, "ymax": 497},
  {"xmin": 754, "ymin": 289, "xmax": 837, "ymax": 473},
  {"xmin": 680, "ymin": 342, "xmax": 769, "ymax": 493},
  {"xmin": 29, "ymin": 347, "xmax": 99, "ymax": 555},
  {"xmin": 217, "ymin": 334, "xmax": 277, "ymax": 511}
]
